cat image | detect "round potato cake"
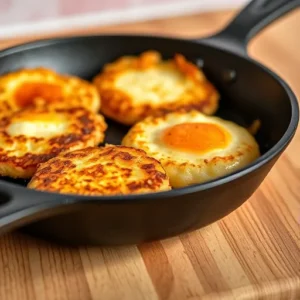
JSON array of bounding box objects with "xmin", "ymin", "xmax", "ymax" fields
[
  {"xmin": 0, "ymin": 67, "xmax": 101, "ymax": 117},
  {"xmin": 0, "ymin": 107, "xmax": 107, "ymax": 179},
  {"xmin": 93, "ymin": 50, "xmax": 219, "ymax": 125},
  {"xmin": 122, "ymin": 110, "xmax": 260, "ymax": 188},
  {"xmin": 28, "ymin": 145, "xmax": 171, "ymax": 196}
]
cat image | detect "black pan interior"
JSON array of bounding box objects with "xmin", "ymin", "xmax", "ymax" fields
[{"xmin": 0, "ymin": 35, "xmax": 292, "ymax": 188}]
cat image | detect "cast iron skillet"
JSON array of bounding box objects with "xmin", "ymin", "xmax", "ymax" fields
[{"xmin": 0, "ymin": 0, "xmax": 299, "ymax": 245}]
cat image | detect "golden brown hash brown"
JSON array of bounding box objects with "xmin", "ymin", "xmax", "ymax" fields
[
  {"xmin": 0, "ymin": 67, "xmax": 101, "ymax": 117},
  {"xmin": 93, "ymin": 50, "xmax": 219, "ymax": 125},
  {"xmin": 0, "ymin": 107, "xmax": 107, "ymax": 179},
  {"xmin": 28, "ymin": 145, "xmax": 171, "ymax": 196}
]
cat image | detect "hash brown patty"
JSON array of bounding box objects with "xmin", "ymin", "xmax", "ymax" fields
[
  {"xmin": 122, "ymin": 110, "xmax": 260, "ymax": 188},
  {"xmin": 0, "ymin": 107, "xmax": 107, "ymax": 179},
  {"xmin": 0, "ymin": 67, "xmax": 101, "ymax": 117},
  {"xmin": 28, "ymin": 145, "xmax": 171, "ymax": 196},
  {"xmin": 93, "ymin": 50, "xmax": 219, "ymax": 125}
]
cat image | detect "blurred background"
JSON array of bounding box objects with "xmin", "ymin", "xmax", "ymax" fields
[{"xmin": 0, "ymin": 0, "xmax": 248, "ymax": 39}]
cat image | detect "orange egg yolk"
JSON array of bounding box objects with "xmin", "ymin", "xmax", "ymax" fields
[
  {"xmin": 161, "ymin": 122, "xmax": 231, "ymax": 154},
  {"xmin": 15, "ymin": 82, "xmax": 62, "ymax": 107}
]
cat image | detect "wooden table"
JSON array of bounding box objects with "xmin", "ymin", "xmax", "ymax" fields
[{"xmin": 0, "ymin": 9, "xmax": 299, "ymax": 300}]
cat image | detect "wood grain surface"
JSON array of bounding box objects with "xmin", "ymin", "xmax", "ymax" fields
[{"xmin": 0, "ymin": 8, "xmax": 300, "ymax": 300}]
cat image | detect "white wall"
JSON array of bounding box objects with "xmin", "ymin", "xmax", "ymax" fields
[{"xmin": 0, "ymin": 0, "xmax": 249, "ymax": 39}]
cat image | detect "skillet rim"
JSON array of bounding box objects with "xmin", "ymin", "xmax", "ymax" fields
[{"xmin": 0, "ymin": 34, "xmax": 298, "ymax": 202}]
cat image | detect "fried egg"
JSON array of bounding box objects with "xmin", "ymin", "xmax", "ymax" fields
[
  {"xmin": 28, "ymin": 145, "xmax": 171, "ymax": 196},
  {"xmin": 122, "ymin": 110, "xmax": 260, "ymax": 188},
  {"xmin": 0, "ymin": 107, "xmax": 107, "ymax": 179},
  {"xmin": 93, "ymin": 50, "xmax": 219, "ymax": 125},
  {"xmin": 0, "ymin": 68, "xmax": 101, "ymax": 118}
]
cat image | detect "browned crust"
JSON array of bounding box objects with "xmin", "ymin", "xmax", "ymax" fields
[
  {"xmin": 0, "ymin": 107, "xmax": 107, "ymax": 178},
  {"xmin": 93, "ymin": 50, "xmax": 219, "ymax": 125},
  {"xmin": 28, "ymin": 145, "xmax": 171, "ymax": 195}
]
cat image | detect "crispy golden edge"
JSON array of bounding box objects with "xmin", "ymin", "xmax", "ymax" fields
[
  {"xmin": 93, "ymin": 50, "xmax": 219, "ymax": 125},
  {"xmin": 0, "ymin": 107, "xmax": 107, "ymax": 178},
  {"xmin": 121, "ymin": 110, "xmax": 261, "ymax": 187},
  {"xmin": 28, "ymin": 145, "xmax": 171, "ymax": 195},
  {"xmin": 0, "ymin": 67, "xmax": 101, "ymax": 116},
  {"xmin": 247, "ymin": 119, "xmax": 261, "ymax": 136}
]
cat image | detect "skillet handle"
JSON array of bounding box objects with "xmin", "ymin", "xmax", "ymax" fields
[
  {"xmin": 199, "ymin": 0, "xmax": 300, "ymax": 56},
  {"xmin": 0, "ymin": 182, "xmax": 70, "ymax": 234}
]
